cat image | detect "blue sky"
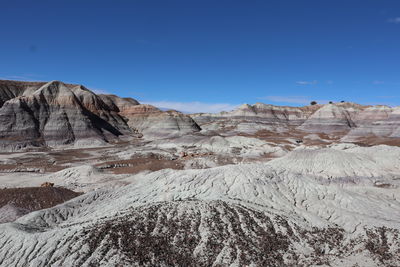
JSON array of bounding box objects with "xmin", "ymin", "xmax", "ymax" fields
[{"xmin": 1, "ymin": 0, "xmax": 400, "ymax": 112}]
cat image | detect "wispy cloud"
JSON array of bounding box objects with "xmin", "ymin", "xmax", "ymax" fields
[
  {"xmin": 296, "ymin": 80, "xmax": 318, "ymax": 85},
  {"xmin": 0, "ymin": 74, "xmax": 42, "ymax": 81},
  {"xmin": 87, "ymin": 87, "xmax": 147, "ymax": 98},
  {"xmin": 259, "ymin": 95, "xmax": 330, "ymax": 105},
  {"xmin": 2, "ymin": 75, "xmax": 28, "ymax": 80},
  {"xmin": 259, "ymin": 96, "xmax": 310, "ymax": 104},
  {"xmin": 372, "ymin": 80, "xmax": 385, "ymax": 85},
  {"xmin": 376, "ymin": 95, "xmax": 398, "ymax": 99},
  {"xmin": 388, "ymin": 17, "xmax": 400, "ymax": 24},
  {"xmin": 141, "ymin": 101, "xmax": 239, "ymax": 113},
  {"xmin": 91, "ymin": 88, "xmax": 111, "ymax": 95}
]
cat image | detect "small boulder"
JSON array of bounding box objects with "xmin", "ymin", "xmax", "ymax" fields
[{"xmin": 41, "ymin": 182, "xmax": 54, "ymax": 187}]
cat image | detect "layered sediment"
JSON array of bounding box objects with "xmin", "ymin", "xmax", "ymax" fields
[{"xmin": 0, "ymin": 80, "xmax": 201, "ymax": 151}]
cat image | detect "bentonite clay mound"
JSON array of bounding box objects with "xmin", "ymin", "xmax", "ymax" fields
[{"xmin": 0, "ymin": 80, "xmax": 201, "ymax": 151}]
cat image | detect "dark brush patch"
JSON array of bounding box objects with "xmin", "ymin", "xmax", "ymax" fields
[
  {"xmin": 365, "ymin": 226, "xmax": 400, "ymax": 265},
  {"xmin": 82, "ymin": 200, "xmax": 292, "ymax": 266},
  {"xmin": 0, "ymin": 187, "xmax": 82, "ymax": 211}
]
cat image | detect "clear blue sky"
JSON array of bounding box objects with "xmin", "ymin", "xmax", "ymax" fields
[{"xmin": 1, "ymin": 0, "xmax": 400, "ymax": 112}]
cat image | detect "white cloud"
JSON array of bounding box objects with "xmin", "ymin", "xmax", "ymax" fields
[
  {"xmin": 296, "ymin": 80, "xmax": 318, "ymax": 85},
  {"xmin": 141, "ymin": 101, "xmax": 239, "ymax": 113},
  {"xmin": 259, "ymin": 96, "xmax": 330, "ymax": 105},
  {"xmin": 388, "ymin": 17, "xmax": 400, "ymax": 24}
]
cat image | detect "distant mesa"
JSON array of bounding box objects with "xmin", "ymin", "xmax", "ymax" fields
[
  {"xmin": 191, "ymin": 101, "xmax": 400, "ymax": 145},
  {"xmin": 1, "ymin": 79, "xmax": 400, "ymax": 151}
]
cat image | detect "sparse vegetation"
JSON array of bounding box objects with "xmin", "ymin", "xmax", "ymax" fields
[
  {"xmin": 84, "ymin": 201, "xmax": 292, "ymax": 266},
  {"xmin": 0, "ymin": 187, "xmax": 81, "ymax": 212},
  {"xmin": 365, "ymin": 227, "xmax": 400, "ymax": 264}
]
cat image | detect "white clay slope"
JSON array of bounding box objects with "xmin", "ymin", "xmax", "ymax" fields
[
  {"xmin": 0, "ymin": 146, "xmax": 399, "ymax": 266},
  {"xmin": 269, "ymin": 148, "xmax": 395, "ymax": 178},
  {"xmin": 151, "ymin": 135, "xmax": 287, "ymax": 158}
]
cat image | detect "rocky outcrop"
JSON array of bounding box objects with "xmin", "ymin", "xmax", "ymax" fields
[
  {"xmin": 0, "ymin": 80, "xmax": 201, "ymax": 150},
  {"xmin": 228, "ymin": 103, "xmax": 316, "ymax": 124},
  {"xmin": 298, "ymin": 104, "xmax": 357, "ymax": 133},
  {"xmin": 97, "ymin": 94, "xmax": 140, "ymax": 112},
  {"xmin": 192, "ymin": 102, "xmax": 319, "ymax": 126},
  {"xmin": 342, "ymin": 106, "xmax": 400, "ymax": 142},
  {"xmin": 191, "ymin": 103, "xmax": 322, "ymax": 134},
  {"xmin": 0, "ymin": 81, "xmax": 129, "ymax": 150},
  {"xmin": 120, "ymin": 104, "xmax": 201, "ymax": 138},
  {"xmin": 192, "ymin": 101, "xmax": 400, "ymax": 142},
  {"xmin": 98, "ymin": 95, "xmax": 200, "ymax": 138},
  {"xmin": 0, "ymin": 80, "xmax": 46, "ymax": 107},
  {"xmin": 3, "ymin": 78, "xmax": 400, "ymax": 149},
  {"xmin": 40, "ymin": 182, "xmax": 54, "ymax": 187}
]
